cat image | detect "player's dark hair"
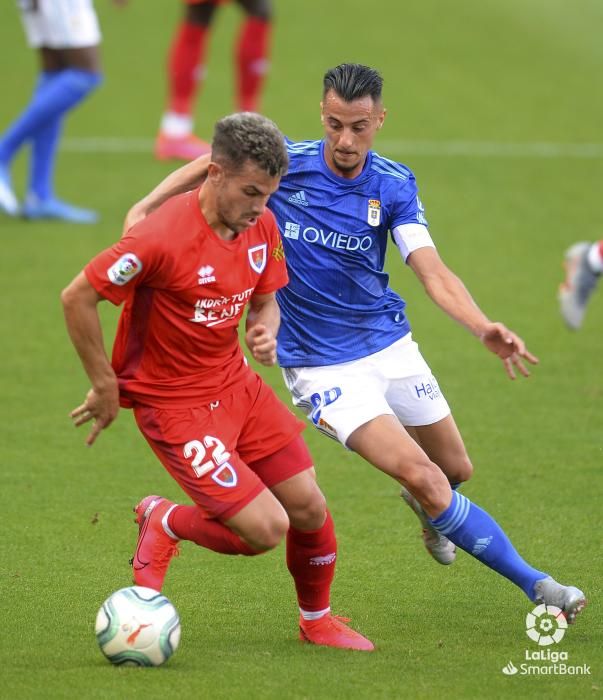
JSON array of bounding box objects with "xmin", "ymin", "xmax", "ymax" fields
[
  {"xmin": 323, "ymin": 63, "xmax": 383, "ymax": 103},
  {"xmin": 211, "ymin": 112, "xmax": 288, "ymax": 177}
]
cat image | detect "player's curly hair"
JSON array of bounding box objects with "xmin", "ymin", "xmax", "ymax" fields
[
  {"xmin": 211, "ymin": 112, "xmax": 288, "ymax": 177},
  {"xmin": 323, "ymin": 63, "xmax": 383, "ymax": 103}
]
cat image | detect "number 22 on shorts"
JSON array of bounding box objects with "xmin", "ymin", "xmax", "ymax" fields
[{"xmin": 183, "ymin": 436, "xmax": 231, "ymax": 478}]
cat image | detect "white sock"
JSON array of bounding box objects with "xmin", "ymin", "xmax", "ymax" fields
[
  {"xmin": 161, "ymin": 504, "xmax": 180, "ymax": 540},
  {"xmin": 160, "ymin": 112, "xmax": 194, "ymax": 138},
  {"xmin": 300, "ymin": 607, "xmax": 330, "ymax": 621},
  {"xmin": 587, "ymin": 242, "xmax": 603, "ymax": 274}
]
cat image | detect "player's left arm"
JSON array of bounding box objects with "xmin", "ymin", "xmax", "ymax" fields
[
  {"xmin": 245, "ymin": 292, "xmax": 280, "ymax": 366},
  {"xmin": 407, "ymin": 246, "xmax": 539, "ymax": 379}
]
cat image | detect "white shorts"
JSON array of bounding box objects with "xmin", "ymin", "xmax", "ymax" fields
[
  {"xmin": 282, "ymin": 333, "xmax": 451, "ymax": 446},
  {"xmin": 19, "ymin": 0, "xmax": 101, "ymax": 49}
]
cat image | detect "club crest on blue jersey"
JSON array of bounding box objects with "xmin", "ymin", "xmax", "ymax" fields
[
  {"xmin": 367, "ymin": 199, "xmax": 381, "ymax": 227},
  {"xmin": 248, "ymin": 244, "xmax": 267, "ymax": 274}
]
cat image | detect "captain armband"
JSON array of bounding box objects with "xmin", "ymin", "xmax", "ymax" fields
[{"xmin": 392, "ymin": 224, "xmax": 435, "ymax": 262}]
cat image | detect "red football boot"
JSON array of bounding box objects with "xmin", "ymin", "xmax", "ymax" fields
[
  {"xmin": 131, "ymin": 495, "xmax": 180, "ymax": 591},
  {"xmin": 299, "ymin": 614, "xmax": 374, "ymax": 651},
  {"xmin": 154, "ymin": 132, "xmax": 211, "ymax": 161}
]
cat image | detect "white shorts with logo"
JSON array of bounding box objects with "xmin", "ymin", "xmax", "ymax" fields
[
  {"xmin": 19, "ymin": 0, "xmax": 101, "ymax": 49},
  {"xmin": 282, "ymin": 333, "xmax": 451, "ymax": 446}
]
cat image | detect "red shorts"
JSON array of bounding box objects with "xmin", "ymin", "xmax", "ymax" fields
[{"xmin": 133, "ymin": 373, "xmax": 311, "ymax": 520}]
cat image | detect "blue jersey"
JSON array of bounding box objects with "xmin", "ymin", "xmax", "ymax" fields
[{"xmin": 270, "ymin": 139, "xmax": 427, "ymax": 368}]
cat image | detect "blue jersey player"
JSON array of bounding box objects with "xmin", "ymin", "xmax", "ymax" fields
[{"xmin": 125, "ymin": 64, "xmax": 587, "ymax": 629}]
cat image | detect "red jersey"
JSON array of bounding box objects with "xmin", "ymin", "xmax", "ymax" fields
[{"xmin": 85, "ymin": 188, "xmax": 288, "ymax": 408}]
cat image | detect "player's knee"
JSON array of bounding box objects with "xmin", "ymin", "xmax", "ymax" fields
[
  {"xmin": 286, "ymin": 491, "xmax": 327, "ymax": 531},
  {"xmin": 245, "ymin": 511, "xmax": 289, "ymax": 551},
  {"xmin": 445, "ymin": 454, "xmax": 473, "ymax": 485},
  {"xmin": 401, "ymin": 459, "xmax": 451, "ymax": 516},
  {"xmin": 237, "ymin": 0, "xmax": 272, "ymax": 21},
  {"xmin": 187, "ymin": 2, "xmax": 217, "ymax": 25},
  {"xmin": 455, "ymin": 455, "xmax": 473, "ymax": 483}
]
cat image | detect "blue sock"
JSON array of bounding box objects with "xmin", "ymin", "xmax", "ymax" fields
[
  {"xmin": 0, "ymin": 68, "xmax": 102, "ymax": 170},
  {"xmin": 429, "ymin": 491, "xmax": 547, "ymax": 599},
  {"xmin": 29, "ymin": 72, "xmax": 63, "ymax": 201}
]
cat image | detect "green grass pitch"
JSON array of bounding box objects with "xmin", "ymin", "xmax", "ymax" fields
[{"xmin": 0, "ymin": 1, "xmax": 601, "ymax": 698}]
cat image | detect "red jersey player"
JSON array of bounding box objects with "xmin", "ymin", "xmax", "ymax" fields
[{"xmin": 61, "ymin": 112, "xmax": 373, "ymax": 652}]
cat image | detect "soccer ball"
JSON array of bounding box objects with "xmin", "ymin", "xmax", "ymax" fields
[{"xmin": 95, "ymin": 586, "xmax": 181, "ymax": 666}]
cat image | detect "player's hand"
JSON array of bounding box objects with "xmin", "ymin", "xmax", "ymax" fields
[
  {"xmin": 245, "ymin": 324, "xmax": 277, "ymax": 366},
  {"xmin": 70, "ymin": 382, "xmax": 120, "ymax": 446},
  {"xmin": 479, "ymin": 322, "xmax": 539, "ymax": 380}
]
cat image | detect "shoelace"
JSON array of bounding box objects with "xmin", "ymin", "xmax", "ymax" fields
[
  {"xmin": 308, "ymin": 614, "xmax": 352, "ymax": 630},
  {"xmin": 330, "ymin": 615, "xmax": 351, "ymax": 625},
  {"xmin": 303, "ymin": 613, "xmax": 351, "ymax": 627}
]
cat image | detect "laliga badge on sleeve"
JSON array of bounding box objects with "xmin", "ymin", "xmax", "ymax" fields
[
  {"xmin": 107, "ymin": 253, "xmax": 143, "ymax": 285},
  {"xmin": 367, "ymin": 199, "xmax": 381, "ymax": 227}
]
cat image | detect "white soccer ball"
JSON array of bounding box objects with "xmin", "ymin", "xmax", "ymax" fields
[{"xmin": 95, "ymin": 586, "xmax": 181, "ymax": 666}]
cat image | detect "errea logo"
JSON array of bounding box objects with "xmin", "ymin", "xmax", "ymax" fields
[{"xmin": 198, "ymin": 265, "xmax": 216, "ymax": 285}]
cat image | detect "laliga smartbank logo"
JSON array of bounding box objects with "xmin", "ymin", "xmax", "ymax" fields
[
  {"xmin": 500, "ymin": 604, "xmax": 590, "ymax": 677},
  {"xmin": 526, "ymin": 603, "xmax": 567, "ymax": 646}
]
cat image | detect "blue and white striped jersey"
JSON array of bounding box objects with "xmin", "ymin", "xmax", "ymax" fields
[{"xmin": 269, "ymin": 138, "xmax": 429, "ymax": 367}]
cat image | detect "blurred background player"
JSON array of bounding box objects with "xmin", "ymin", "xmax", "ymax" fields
[
  {"xmin": 559, "ymin": 241, "xmax": 602, "ymax": 329},
  {"xmin": 0, "ymin": 0, "xmax": 126, "ymax": 223},
  {"xmin": 155, "ymin": 0, "xmax": 272, "ymax": 161}
]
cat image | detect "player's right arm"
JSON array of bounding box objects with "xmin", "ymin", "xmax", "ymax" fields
[
  {"xmin": 123, "ymin": 153, "xmax": 211, "ymax": 234},
  {"xmin": 61, "ymin": 272, "xmax": 120, "ymax": 446}
]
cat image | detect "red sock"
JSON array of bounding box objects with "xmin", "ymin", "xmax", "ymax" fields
[
  {"xmin": 286, "ymin": 510, "xmax": 336, "ymax": 613},
  {"xmin": 168, "ymin": 505, "xmax": 256, "ymax": 555},
  {"xmin": 235, "ymin": 17, "xmax": 271, "ymax": 112},
  {"xmin": 167, "ymin": 22, "xmax": 209, "ymax": 115}
]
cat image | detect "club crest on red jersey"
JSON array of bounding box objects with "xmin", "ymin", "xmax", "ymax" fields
[
  {"xmin": 248, "ymin": 244, "xmax": 267, "ymax": 274},
  {"xmin": 211, "ymin": 463, "xmax": 238, "ymax": 488}
]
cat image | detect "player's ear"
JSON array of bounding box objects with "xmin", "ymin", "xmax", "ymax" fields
[
  {"xmin": 207, "ymin": 161, "xmax": 224, "ymax": 183},
  {"xmin": 319, "ymin": 101, "xmax": 325, "ymax": 125},
  {"xmin": 377, "ymin": 107, "xmax": 387, "ymax": 130}
]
